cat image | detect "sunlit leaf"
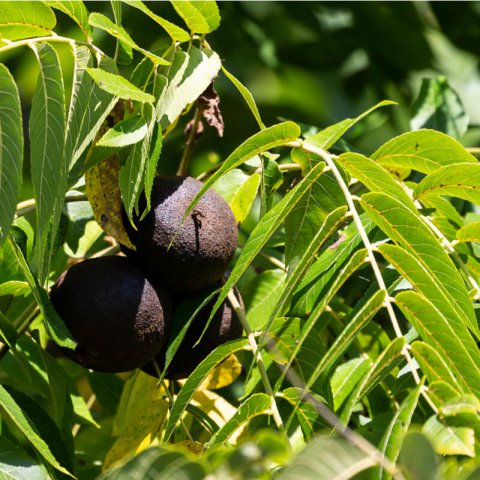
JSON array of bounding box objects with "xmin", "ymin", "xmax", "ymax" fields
[
  {"xmin": 456, "ymin": 222, "xmax": 480, "ymax": 243},
  {"xmin": 86, "ymin": 68, "xmax": 154, "ymax": 103},
  {"xmin": 0, "ymin": 3, "xmax": 55, "ymax": 42},
  {"xmin": 331, "ymin": 358, "xmax": 371, "ymax": 411},
  {"xmin": 206, "ymin": 393, "xmax": 271, "ymax": 448},
  {"xmin": 103, "ymin": 399, "xmax": 169, "ymax": 471},
  {"xmin": 0, "ymin": 385, "xmax": 71, "ymax": 475},
  {"xmin": 120, "ymin": 1, "xmax": 190, "ymax": 42},
  {"xmin": 89, "ymin": 12, "xmax": 169, "ymax": 66},
  {"xmin": 372, "ymin": 129, "xmax": 476, "ymax": 174},
  {"xmin": 395, "ymin": 291, "xmax": 480, "ymax": 398},
  {"xmin": 306, "ymin": 100, "xmax": 395, "ymax": 150},
  {"xmin": 29, "ymin": 42, "xmax": 66, "ymax": 284},
  {"xmin": 362, "ymin": 192, "xmax": 478, "ymax": 338},
  {"xmin": 97, "ymin": 115, "xmax": 148, "ymax": 148},
  {"xmin": 157, "ymin": 47, "xmax": 221, "ymax": 128},
  {"xmin": 8, "ymin": 233, "xmax": 76, "ymax": 350},
  {"xmin": 423, "ymin": 415, "xmax": 474, "ymax": 457},
  {"xmin": 222, "ymin": 66, "xmax": 265, "ymax": 129},
  {"xmin": 0, "ymin": 63, "xmax": 23, "ymax": 247},
  {"xmin": 46, "ymin": 1, "xmax": 91, "ymax": 37},
  {"xmin": 0, "ymin": 435, "xmax": 49, "ymax": 480},
  {"xmin": 171, "ymin": 0, "xmax": 220, "ymax": 34},
  {"xmin": 415, "ymin": 163, "xmax": 480, "ymax": 206}
]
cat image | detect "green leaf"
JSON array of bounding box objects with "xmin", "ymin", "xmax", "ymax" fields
[
  {"xmin": 372, "ymin": 129, "xmax": 477, "ymax": 174},
  {"xmin": 0, "ymin": 435, "xmax": 49, "ymax": 480},
  {"xmin": 89, "ymin": 12, "xmax": 169, "ymax": 66},
  {"xmin": 361, "ymin": 192, "xmax": 478, "ymax": 338},
  {"xmin": 278, "ymin": 387, "xmax": 325, "ymax": 439},
  {"xmin": 284, "ymin": 170, "xmax": 346, "ymax": 267},
  {"xmin": 395, "ymin": 291, "xmax": 480, "ymax": 398},
  {"xmin": 411, "ymin": 341, "xmax": 463, "ymax": 396},
  {"xmin": 422, "ymin": 415, "xmax": 474, "ymax": 457},
  {"xmin": 119, "ymin": 105, "xmax": 154, "ymax": 224},
  {"xmin": 0, "ymin": 63, "xmax": 23, "ymax": 247},
  {"xmin": 0, "ymin": 280, "xmax": 30, "ymax": 297},
  {"xmin": 162, "ymin": 338, "xmax": 249, "ymax": 443},
  {"xmin": 183, "ymin": 122, "xmax": 300, "ymax": 225},
  {"xmin": 331, "ymin": 358, "xmax": 371, "ymax": 411},
  {"xmin": 456, "ymin": 222, "xmax": 480, "ymax": 243},
  {"xmin": 277, "ymin": 435, "xmax": 376, "ymax": 480},
  {"xmin": 411, "ymin": 77, "xmax": 468, "ymax": 139},
  {"xmin": 171, "ymin": 0, "xmax": 220, "ymax": 34},
  {"xmin": 264, "ymin": 206, "xmax": 347, "ymax": 334},
  {"xmin": 291, "ymin": 215, "xmax": 374, "ymax": 316},
  {"xmin": 157, "ymin": 47, "xmax": 221, "ymax": 128},
  {"xmin": 29, "ymin": 42, "xmax": 66, "ymax": 284},
  {"xmin": 305, "ymin": 289, "xmax": 386, "ymax": 389},
  {"xmin": 398, "ymin": 432, "xmax": 439, "ymax": 480},
  {"xmin": 378, "ymin": 243, "xmax": 479, "ymax": 339},
  {"xmin": 120, "ymin": 1, "xmax": 190, "ymax": 42},
  {"xmin": 337, "ymin": 152, "xmax": 414, "ymax": 209},
  {"xmin": 85, "ymin": 68, "xmax": 154, "ymax": 103},
  {"xmin": 243, "ymin": 270, "xmax": 286, "ymax": 330},
  {"xmin": 212, "ymin": 170, "xmax": 261, "ymax": 223},
  {"xmin": 141, "ymin": 123, "xmax": 163, "ymax": 219},
  {"xmin": 260, "ymin": 154, "xmax": 283, "ymax": 216},
  {"xmin": 415, "ymin": 163, "xmax": 480, "ymax": 205},
  {"xmin": 306, "ymin": 100, "xmax": 396, "ymax": 150},
  {"xmin": 341, "ymin": 337, "xmax": 405, "ymax": 424},
  {"xmin": 207, "ymin": 159, "xmax": 324, "ymax": 328},
  {"xmin": 98, "ymin": 447, "xmax": 205, "ymax": 480},
  {"xmin": 378, "ymin": 380, "xmax": 424, "ymax": 479},
  {"xmin": 0, "ymin": 386, "xmax": 71, "ymax": 476},
  {"xmin": 46, "ymin": 1, "xmax": 91, "ymax": 37},
  {"xmin": 0, "ymin": 310, "xmax": 17, "ymax": 348},
  {"xmin": 206, "ymin": 393, "xmax": 271, "ymax": 448},
  {"xmin": 65, "ymin": 47, "xmax": 117, "ymax": 181},
  {"xmin": 7, "ymin": 236, "xmax": 76, "ymax": 349},
  {"xmin": 276, "ymin": 248, "xmax": 369, "ymax": 393},
  {"xmin": 0, "ymin": 3, "xmax": 55, "ymax": 42},
  {"xmin": 221, "ymin": 66, "xmax": 265, "ymax": 129},
  {"xmin": 98, "ymin": 115, "xmax": 148, "ymax": 148}
]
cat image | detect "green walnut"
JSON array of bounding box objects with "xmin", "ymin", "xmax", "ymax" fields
[
  {"xmin": 123, "ymin": 176, "xmax": 238, "ymax": 293},
  {"xmin": 50, "ymin": 256, "xmax": 172, "ymax": 373}
]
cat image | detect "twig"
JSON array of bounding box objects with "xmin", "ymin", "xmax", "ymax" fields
[
  {"xmin": 15, "ymin": 194, "xmax": 88, "ymax": 218},
  {"xmin": 226, "ymin": 290, "xmax": 285, "ymax": 431},
  {"xmin": 177, "ymin": 107, "xmax": 204, "ymax": 176}
]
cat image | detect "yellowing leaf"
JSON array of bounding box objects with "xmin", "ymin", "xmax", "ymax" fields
[
  {"xmin": 200, "ymin": 354, "xmax": 242, "ymax": 390},
  {"xmin": 85, "ymin": 156, "xmax": 135, "ymax": 249},
  {"xmin": 103, "ymin": 398, "xmax": 169, "ymax": 471},
  {"xmin": 114, "ymin": 371, "xmax": 165, "ymax": 436},
  {"xmin": 192, "ymin": 389, "xmax": 236, "ymax": 430}
]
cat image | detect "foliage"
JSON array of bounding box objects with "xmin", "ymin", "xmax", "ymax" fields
[{"xmin": 0, "ymin": 2, "xmax": 480, "ymax": 479}]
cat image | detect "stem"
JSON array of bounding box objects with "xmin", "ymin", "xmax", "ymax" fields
[
  {"xmin": 89, "ymin": 245, "xmax": 121, "ymax": 259},
  {"xmin": 226, "ymin": 290, "xmax": 285, "ymax": 432},
  {"xmin": 466, "ymin": 147, "xmax": 480, "ymax": 155},
  {"xmin": 177, "ymin": 107, "xmax": 204, "ymax": 176},
  {"xmin": 16, "ymin": 194, "xmax": 88, "ymax": 218},
  {"xmin": 298, "ymin": 140, "xmax": 438, "ymax": 414},
  {"xmin": 256, "ymin": 251, "xmax": 286, "ymax": 271}
]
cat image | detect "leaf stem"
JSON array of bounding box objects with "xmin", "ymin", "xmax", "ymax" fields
[
  {"xmin": 177, "ymin": 107, "xmax": 204, "ymax": 176},
  {"xmin": 226, "ymin": 289, "xmax": 285, "ymax": 432},
  {"xmin": 0, "ymin": 35, "xmax": 105, "ymax": 58}
]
